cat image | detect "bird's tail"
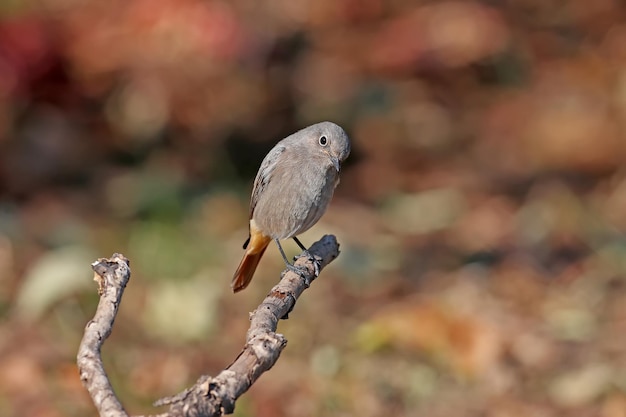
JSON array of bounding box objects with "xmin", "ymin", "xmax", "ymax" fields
[{"xmin": 232, "ymin": 227, "xmax": 271, "ymax": 293}]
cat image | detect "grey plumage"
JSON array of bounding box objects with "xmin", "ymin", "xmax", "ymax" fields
[
  {"xmin": 250, "ymin": 121, "xmax": 351, "ymax": 239},
  {"xmin": 232, "ymin": 121, "xmax": 350, "ymax": 292}
]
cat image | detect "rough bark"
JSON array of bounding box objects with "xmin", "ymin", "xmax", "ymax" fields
[{"xmin": 77, "ymin": 235, "xmax": 341, "ymax": 417}]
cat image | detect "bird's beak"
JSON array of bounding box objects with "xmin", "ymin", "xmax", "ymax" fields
[{"xmin": 330, "ymin": 155, "xmax": 341, "ymax": 172}]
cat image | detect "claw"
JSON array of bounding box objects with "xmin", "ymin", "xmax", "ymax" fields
[
  {"xmin": 283, "ymin": 249, "xmax": 322, "ymax": 288},
  {"xmin": 284, "ymin": 263, "xmax": 311, "ymax": 288},
  {"xmin": 298, "ymin": 251, "xmax": 321, "ymax": 277},
  {"xmin": 312, "ymin": 256, "xmax": 321, "ymax": 277}
]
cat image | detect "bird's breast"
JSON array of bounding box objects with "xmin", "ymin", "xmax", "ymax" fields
[{"xmin": 252, "ymin": 162, "xmax": 339, "ymax": 239}]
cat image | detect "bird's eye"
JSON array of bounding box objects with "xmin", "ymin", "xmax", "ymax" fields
[{"xmin": 319, "ymin": 135, "xmax": 328, "ymax": 146}]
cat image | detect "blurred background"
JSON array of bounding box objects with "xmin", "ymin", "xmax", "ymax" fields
[{"xmin": 1, "ymin": 0, "xmax": 626, "ymax": 416}]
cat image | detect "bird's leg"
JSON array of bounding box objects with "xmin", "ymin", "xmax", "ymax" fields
[
  {"xmin": 275, "ymin": 238, "xmax": 295, "ymax": 268},
  {"xmin": 275, "ymin": 239, "xmax": 315, "ymax": 286},
  {"xmin": 292, "ymin": 237, "xmax": 321, "ymax": 277},
  {"xmin": 292, "ymin": 236, "xmax": 307, "ymax": 251}
]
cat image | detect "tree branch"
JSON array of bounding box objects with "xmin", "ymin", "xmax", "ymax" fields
[
  {"xmin": 77, "ymin": 235, "xmax": 341, "ymax": 417},
  {"xmin": 77, "ymin": 253, "xmax": 131, "ymax": 417}
]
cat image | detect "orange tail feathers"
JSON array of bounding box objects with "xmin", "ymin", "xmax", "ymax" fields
[{"xmin": 232, "ymin": 224, "xmax": 271, "ymax": 293}]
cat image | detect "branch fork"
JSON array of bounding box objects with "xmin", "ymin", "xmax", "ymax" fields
[{"xmin": 77, "ymin": 235, "xmax": 341, "ymax": 417}]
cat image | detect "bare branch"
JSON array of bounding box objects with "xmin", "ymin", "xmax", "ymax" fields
[
  {"xmin": 77, "ymin": 253, "xmax": 131, "ymax": 417},
  {"xmin": 77, "ymin": 235, "xmax": 341, "ymax": 417}
]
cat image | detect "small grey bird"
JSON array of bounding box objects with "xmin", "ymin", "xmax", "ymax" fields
[{"xmin": 232, "ymin": 121, "xmax": 351, "ymax": 292}]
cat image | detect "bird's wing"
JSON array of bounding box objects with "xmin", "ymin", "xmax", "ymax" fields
[{"xmin": 249, "ymin": 144, "xmax": 287, "ymax": 219}]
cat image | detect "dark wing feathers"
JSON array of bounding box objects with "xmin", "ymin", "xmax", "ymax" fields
[{"xmin": 249, "ymin": 145, "xmax": 286, "ymax": 219}]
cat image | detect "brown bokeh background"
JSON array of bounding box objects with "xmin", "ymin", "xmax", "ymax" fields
[{"xmin": 2, "ymin": 1, "xmax": 626, "ymax": 416}]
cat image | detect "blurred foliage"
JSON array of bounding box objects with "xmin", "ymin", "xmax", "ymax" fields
[{"xmin": 1, "ymin": 0, "xmax": 626, "ymax": 416}]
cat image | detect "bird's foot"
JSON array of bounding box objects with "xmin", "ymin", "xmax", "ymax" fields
[
  {"xmin": 280, "ymin": 251, "xmax": 321, "ymax": 288},
  {"xmin": 282, "ymin": 263, "xmax": 311, "ymax": 288},
  {"xmin": 295, "ymin": 250, "xmax": 322, "ymax": 277}
]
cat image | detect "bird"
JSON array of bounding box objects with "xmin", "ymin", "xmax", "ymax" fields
[{"xmin": 232, "ymin": 121, "xmax": 351, "ymax": 292}]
